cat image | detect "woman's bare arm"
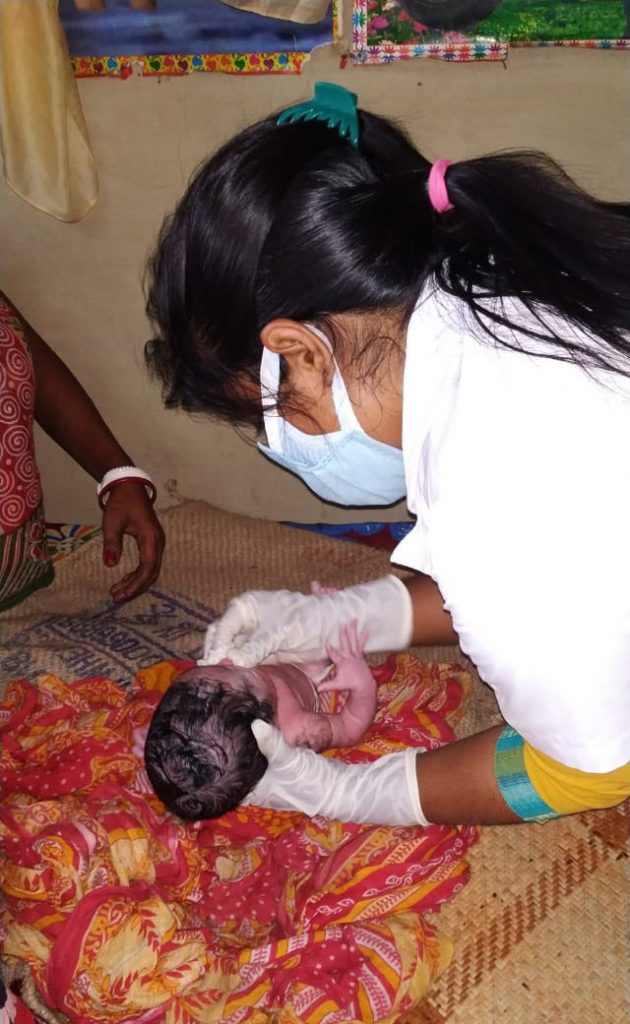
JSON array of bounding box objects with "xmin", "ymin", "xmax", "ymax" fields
[{"xmin": 405, "ymin": 573, "xmax": 459, "ymax": 646}]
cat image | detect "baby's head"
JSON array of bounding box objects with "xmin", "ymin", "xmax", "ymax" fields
[{"xmin": 144, "ymin": 667, "xmax": 274, "ymax": 821}]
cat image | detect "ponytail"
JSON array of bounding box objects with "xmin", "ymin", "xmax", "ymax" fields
[
  {"xmin": 435, "ymin": 152, "xmax": 630, "ymax": 373},
  {"xmin": 146, "ymin": 106, "xmax": 630, "ymax": 428}
]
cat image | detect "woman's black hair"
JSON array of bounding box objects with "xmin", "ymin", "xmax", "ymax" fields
[{"xmin": 145, "ymin": 105, "xmax": 630, "ymax": 429}]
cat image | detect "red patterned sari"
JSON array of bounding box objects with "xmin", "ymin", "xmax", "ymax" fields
[{"xmin": 0, "ymin": 298, "xmax": 53, "ymax": 611}]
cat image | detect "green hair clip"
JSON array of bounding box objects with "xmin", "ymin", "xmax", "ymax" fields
[{"xmin": 276, "ymin": 81, "xmax": 360, "ymax": 148}]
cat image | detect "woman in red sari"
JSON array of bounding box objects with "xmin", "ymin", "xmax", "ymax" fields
[{"xmin": 0, "ymin": 292, "xmax": 164, "ymax": 611}]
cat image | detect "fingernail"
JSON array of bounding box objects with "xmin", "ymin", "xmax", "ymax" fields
[{"xmin": 105, "ymin": 551, "xmax": 118, "ymax": 567}]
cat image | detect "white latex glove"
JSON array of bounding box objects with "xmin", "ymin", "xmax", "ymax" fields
[
  {"xmin": 200, "ymin": 575, "xmax": 413, "ymax": 667},
  {"xmin": 243, "ymin": 719, "xmax": 429, "ymax": 827}
]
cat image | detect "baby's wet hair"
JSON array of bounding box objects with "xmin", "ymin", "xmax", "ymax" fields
[{"xmin": 144, "ymin": 674, "xmax": 273, "ymax": 821}]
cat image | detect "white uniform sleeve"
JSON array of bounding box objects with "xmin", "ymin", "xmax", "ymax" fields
[{"xmin": 399, "ymin": 317, "xmax": 630, "ymax": 773}]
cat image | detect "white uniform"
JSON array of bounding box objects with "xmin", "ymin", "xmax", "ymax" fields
[{"xmin": 393, "ymin": 289, "xmax": 630, "ymax": 773}]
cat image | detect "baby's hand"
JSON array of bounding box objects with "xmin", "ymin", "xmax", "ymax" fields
[{"xmin": 318, "ymin": 621, "xmax": 373, "ymax": 694}]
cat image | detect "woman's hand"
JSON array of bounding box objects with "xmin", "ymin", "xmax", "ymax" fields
[
  {"xmin": 244, "ymin": 719, "xmax": 425, "ymax": 825},
  {"xmin": 1, "ymin": 292, "xmax": 168, "ymax": 604},
  {"xmin": 101, "ymin": 480, "xmax": 165, "ymax": 602},
  {"xmin": 201, "ymin": 575, "xmax": 413, "ymax": 667}
]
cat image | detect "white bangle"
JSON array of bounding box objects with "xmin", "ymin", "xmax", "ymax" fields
[{"xmin": 97, "ymin": 466, "xmax": 157, "ymax": 509}]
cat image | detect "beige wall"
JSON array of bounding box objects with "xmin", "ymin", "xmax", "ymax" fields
[{"xmin": 1, "ymin": 46, "xmax": 628, "ymax": 523}]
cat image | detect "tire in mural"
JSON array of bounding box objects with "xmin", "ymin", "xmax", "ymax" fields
[{"xmin": 394, "ymin": 0, "xmax": 502, "ymax": 30}]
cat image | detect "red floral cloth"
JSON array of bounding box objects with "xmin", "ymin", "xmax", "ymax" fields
[{"xmin": 0, "ymin": 656, "xmax": 477, "ymax": 1024}]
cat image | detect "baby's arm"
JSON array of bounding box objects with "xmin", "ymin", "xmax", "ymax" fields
[{"xmin": 316, "ymin": 621, "xmax": 377, "ymax": 747}]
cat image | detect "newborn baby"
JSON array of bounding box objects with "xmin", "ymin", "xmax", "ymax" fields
[{"xmin": 144, "ymin": 622, "xmax": 376, "ymax": 821}]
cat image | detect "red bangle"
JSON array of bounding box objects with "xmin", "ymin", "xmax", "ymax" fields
[{"xmin": 97, "ymin": 476, "xmax": 158, "ymax": 510}]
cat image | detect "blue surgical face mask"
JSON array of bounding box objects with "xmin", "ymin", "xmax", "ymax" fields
[{"xmin": 258, "ymin": 325, "xmax": 407, "ymax": 507}]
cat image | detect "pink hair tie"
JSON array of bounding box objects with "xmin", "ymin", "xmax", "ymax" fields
[{"xmin": 428, "ymin": 159, "xmax": 454, "ymax": 214}]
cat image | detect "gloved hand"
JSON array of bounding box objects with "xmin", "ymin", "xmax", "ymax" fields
[
  {"xmin": 200, "ymin": 575, "xmax": 413, "ymax": 667},
  {"xmin": 243, "ymin": 719, "xmax": 428, "ymax": 827}
]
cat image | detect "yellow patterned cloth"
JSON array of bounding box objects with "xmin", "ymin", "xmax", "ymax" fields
[{"xmin": 0, "ymin": 656, "xmax": 477, "ymax": 1023}]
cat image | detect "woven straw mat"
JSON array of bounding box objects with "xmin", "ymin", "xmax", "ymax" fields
[{"xmin": 1, "ymin": 501, "xmax": 628, "ymax": 1024}]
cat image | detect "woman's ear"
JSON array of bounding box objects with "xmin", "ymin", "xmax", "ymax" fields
[
  {"xmin": 261, "ymin": 320, "xmax": 333, "ymax": 382},
  {"xmin": 260, "ymin": 319, "xmax": 337, "ymax": 432}
]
